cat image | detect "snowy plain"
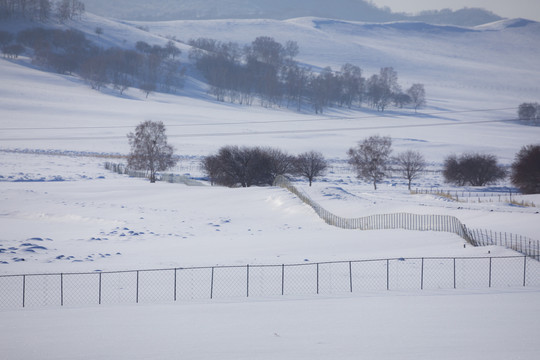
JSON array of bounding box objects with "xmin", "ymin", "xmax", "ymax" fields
[{"xmin": 1, "ymin": 12, "xmax": 540, "ymax": 360}]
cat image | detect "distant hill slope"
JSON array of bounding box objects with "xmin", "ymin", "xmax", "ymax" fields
[{"xmin": 82, "ymin": 0, "xmax": 502, "ymax": 25}]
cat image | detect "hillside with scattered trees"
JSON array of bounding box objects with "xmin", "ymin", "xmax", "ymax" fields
[{"xmin": 189, "ymin": 36, "xmax": 425, "ymax": 113}]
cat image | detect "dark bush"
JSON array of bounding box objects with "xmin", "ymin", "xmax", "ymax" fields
[
  {"xmin": 202, "ymin": 146, "xmax": 296, "ymax": 187},
  {"xmin": 511, "ymin": 145, "xmax": 540, "ymax": 194},
  {"xmin": 443, "ymin": 153, "xmax": 506, "ymax": 186}
]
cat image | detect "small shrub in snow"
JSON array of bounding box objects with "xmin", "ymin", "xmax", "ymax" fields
[{"xmin": 443, "ymin": 153, "xmax": 506, "ymax": 186}]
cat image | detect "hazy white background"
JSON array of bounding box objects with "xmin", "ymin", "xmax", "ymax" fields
[{"xmin": 371, "ymin": 0, "xmax": 540, "ymax": 21}]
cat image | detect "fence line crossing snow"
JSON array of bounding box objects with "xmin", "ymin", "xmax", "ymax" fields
[{"xmin": 273, "ymin": 176, "xmax": 540, "ymax": 260}]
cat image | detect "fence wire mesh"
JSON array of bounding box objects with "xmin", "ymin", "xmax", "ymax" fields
[{"xmin": 1, "ymin": 256, "xmax": 538, "ymax": 310}]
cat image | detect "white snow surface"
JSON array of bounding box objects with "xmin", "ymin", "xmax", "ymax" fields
[
  {"xmin": 1, "ymin": 13, "xmax": 540, "ymax": 360},
  {"xmin": 2, "ymin": 289, "xmax": 539, "ymax": 360}
]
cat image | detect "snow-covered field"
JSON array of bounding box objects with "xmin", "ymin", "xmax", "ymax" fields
[{"xmin": 1, "ymin": 12, "xmax": 540, "ymax": 360}]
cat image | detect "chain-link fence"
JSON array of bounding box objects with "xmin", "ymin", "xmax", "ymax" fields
[{"xmin": 1, "ymin": 256, "xmax": 538, "ymax": 310}]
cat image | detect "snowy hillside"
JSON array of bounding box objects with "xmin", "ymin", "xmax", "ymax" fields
[
  {"xmin": 1, "ymin": 14, "xmax": 539, "ymax": 160},
  {"xmin": 81, "ymin": 0, "xmax": 503, "ymax": 25},
  {"xmin": 1, "ymin": 10, "xmax": 539, "ymax": 273},
  {"xmin": 1, "ymin": 12, "xmax": 540, "ymax": 360}
]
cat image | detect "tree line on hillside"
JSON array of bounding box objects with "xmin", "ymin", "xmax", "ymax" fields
[
  {"xmin": 0, "ymin": 27, "xmax": 186, "ymax": 95},
  {"xmin": 189, "ymin": 36, "xmax": 426, "ymax": 113},
  {"xmin": 0, "ymin": 0, "xmax": 85, "ymax": 22},
  {"xmin": 127, "ymin": 121, "xmax": 539, "ymax": 194}
]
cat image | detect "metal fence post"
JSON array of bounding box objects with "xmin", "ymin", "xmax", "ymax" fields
[
  {"xmin": 421, "ymin": 258, "xmax": 424, "ymax": 290},
  {"xmin": 61, "ymin": 273, "xmax": 64, "ymax": 306},
  {"xmin": 98, "ymin": 272, "xmax": 102, "ymax": 305},
  {"xmin": 246, "ymin": 264, "xmax": 250, "ymax": 298},
  {"xmin": 316, "ymin": 263, "xmax": 319, "ymax": 295},
  {"xmin": 281, "ymin": 264, "xmax": 285, "ymax": 296},
  {"xmin": 349, "ymin": 261, "xmax": 353, "ymax": 293},
  {"xmin": 386, "ymin": 259, "xmax": 390, "ymax": 290},
  {"xmin": 488, "ymin": 258, "xmax": 492, "ymax": 288},
  {"xmin": 22, "ymin": 275, "xmax": 26, "ymax": 308},
  {"xmin": 174, "ymin": 268, "xmax": 177, "ymax": 302},
  {"xmin": 210, "ymin": 267, "xmax": 214, "ymax": 299},
  {"xmin": 523, "ymin": 256, "xmax": 527, "ymax": 287},
  {"xmin": 136, "ymin": 271, "xmax": 140, "ymax": 303},
  {"xmin": 453, "ymin": 258, "xmax": 456, "ymax": 289}
]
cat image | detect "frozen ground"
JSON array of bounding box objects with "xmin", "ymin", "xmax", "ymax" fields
[
  {"xmin": 1, "ymin": 151, "xmax": 536, "ymax": 275},
  {"xmin": 2, "ymin": 289, "xmax": 539, "ymax": 360},
  {"xmin": 1, "ymin": 12, "xmax": 540, "ymax": 360}
]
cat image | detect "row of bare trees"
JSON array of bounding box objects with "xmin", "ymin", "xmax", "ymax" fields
[
  {"xmin": 346, "ymin": 136, "xmax": 523, "ymax": 191},
  {"xmin": 127, "ymin": 122, "xmax": 538, "ymax": 194},
  {"xmin": 347, "ymin": 135, "xmax": 427, "ymax": 190},
  {"xmin": 0, "ymin": 0, "xmax": 84, "ymax": 22},
  {"xmin": 1, "ymin": 27, "xmax": 185, "ymax": 95},
  {"xmin": 189, "ymin": 36, "xmax": 425, "ymax": 113}
]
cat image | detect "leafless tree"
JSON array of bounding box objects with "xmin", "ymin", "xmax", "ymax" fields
[
  {"xmin": 80, "ymin": 55, "xmax": 109, "ymax": 90},
  {"xmin": 294, "ymin": 151, "xmax": 328, "ymax": 186},
  {"xmin": 348, "ymin": 135, "xmax": 392, "ymax": 190},
  {"xmin": 407, "ymin": 83, "xmax": 426, "ymax": 112},
  {"xmin": 366, "ymin": 67, "xmax": 400, "ymax": 112},
  {"xmin": 265, "ymin": 147, "xmax": 295, "ymax": 181},
  {"xmin": 511, "ymin": 144, "xmax": 540, "ymax": 194},
  {"xmin": 127, "ymin": 120, "xmax": 177, "ymax": 183},
  {"xmin": 394, "ymin": 150, "xmax": 426, "ymax": 190},
  {"xmin": 339, "ymin": 63, "xmax": 363, "ymax": 108}
]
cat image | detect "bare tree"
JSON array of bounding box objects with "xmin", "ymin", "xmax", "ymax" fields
[
  {"xmin": 2, "ymin": 43, "xmax": 24, "ymax": 58},
  {"xmin": 140, "ymin": 82, "xmax": 156, "ymax": 98},
  {"xmin": 394, "ymin": 150, "xmax": 426, "ymax": 190},
  {"xmin": 511, "ymin": 144, "xmax": 540, "ymax": 194},
  {"xmin": 56, "ymin": 0, "xmax": 71, "ymax": 22},
  {"xmin": 348, "ymin": 135, "xmax": 392, "ymax": 190},
  {"xmin": 294, "ymin": 151, "xmax": 328, "ymax": 186},
  {"xmin": 339, "ymin": 63, "xmax": 363, "ymax": 108},
  {"xmin": 127, "ymin": 120, "xmax": 177, "ymax": 183},
  {"xmin": 265, "ymin": 147, "xmax": 295, "ymax": 181},
  {"xmin": 443, "ymin": 153, "xmax": 506, "ymax": 186},
  {"xmin": 80, "ymin": 55, "xmax": 109, "ymax": 90},
  {"xmin": 366, "ymin": 67, "xmax": 400, "ymax": 112},
  {"xmin": 406, "ymin": 83, "xmax": 426, "ymax": 113}
]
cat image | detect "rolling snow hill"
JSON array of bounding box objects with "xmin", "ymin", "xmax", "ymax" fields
[
  {"xmin": 1, "ymin": 14, "xmax": 539, "ymax": 161},
  {"xmin": 1, "ymin": 12, "xmax": 540, "ymax": 360},
  {"xmin": 81, "ymin": 0, "xmax": 503, "ymax": 26}
]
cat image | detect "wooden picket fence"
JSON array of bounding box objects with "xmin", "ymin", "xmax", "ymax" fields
[{"xmin": 273, "ymin": 176, "xmax": 539, "ymax": 260}]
